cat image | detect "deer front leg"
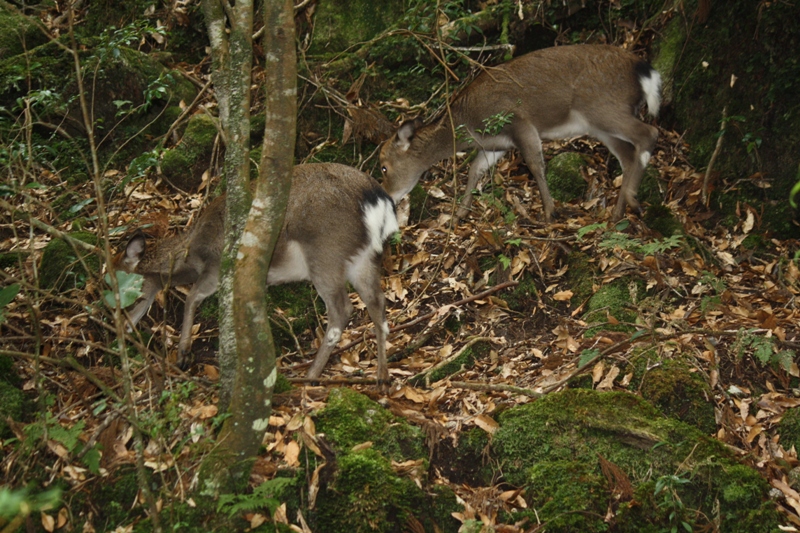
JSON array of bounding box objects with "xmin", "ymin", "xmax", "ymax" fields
[
  {"xmin": 177, "ymin": 269, "xmax": 219, "ymax": 369},
  {"xmin": 306, "ymin": 286, "xmax": 352, "ymax": 380}
]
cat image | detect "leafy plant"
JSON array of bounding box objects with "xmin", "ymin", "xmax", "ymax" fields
[
  {"xmin": 476, "ymin": 111, "xmax": 514, "ymax": 136},
  {"xmin": 0, "ymin": 486, "xmax": 62, "ymax": 530},
  {"xmin": 0, "ymin": 284, "xmax": 20, "ymax": 324},
  {"xmin": 698, "ymin": 271, "xmax": 725, "ymax": 313},
  {"xmin": 576, "ymin": 222, "xmax": 606, "ymax": 241},
  {"xmin": 217, "ymin": 477, "xmax": 295, "ymax": 518},
  {"xmin": 733, "ymin": 329, "xmax": 795, "ymax": 371},
  {"xmin": 598, "ymin": 232, "xmax": 683, "ymax": 255},
  {"xmin": 103, "ymin": 271, "xmax": 144, "ymax": 309},
  {"xmin": 654, "ymin": 473, "xmax": 693, "ymax": 533}
]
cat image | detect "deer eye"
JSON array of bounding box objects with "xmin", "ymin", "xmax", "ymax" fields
[{"xmin": 381, "ymin": 166, "xmax": 387, "ymax": 174}]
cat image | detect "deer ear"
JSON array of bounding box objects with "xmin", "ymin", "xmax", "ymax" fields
[
  {"xmin": 125, "ymin": 233, "xmax": 147, "ymax": 264},
  {"xmin": 394, "ymin": 118, "xmax": 422, "ymax": 151}
]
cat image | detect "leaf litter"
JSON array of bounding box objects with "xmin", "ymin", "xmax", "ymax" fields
[{"xmin": 2, "ymin": 123, "xmax": 800, "ymax": 530}]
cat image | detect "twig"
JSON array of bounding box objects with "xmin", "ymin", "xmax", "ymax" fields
[
  {"xmin": 702, "ymin": 105, "xmax": 727, "ymax": 206},
  {"xmin": 411, "ymin": 336, "xmax": 491, "ymax": 387},
  {"xmin": 449, "ymin": 381, "xmax": 542, "ymax": 398}
]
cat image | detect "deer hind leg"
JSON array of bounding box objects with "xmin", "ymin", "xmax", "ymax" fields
[
  {"xmin": 350, "ymin": 260, "xmax": 390, "ymax": 383},
  {"xmin": 177, "ymin": 268, "xmax": 219, "ymax": 368},
  {"xmin": 306, "ymin": 280, "xmax": 353, "ymax": 380},
  {"xmin": 458, "ymin": 150, "xmax": 506, "ymax": 220},
  {"xmin": 514, "ymin": 125, "xmax": 555, "ymax": 222},
  {"xmin": 601, "ymin": 122, "xmax": 659, "ymax": 220}
]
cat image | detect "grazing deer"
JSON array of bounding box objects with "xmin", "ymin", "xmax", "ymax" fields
[
  {"xmin": 379, "ymin": 44, "xmax": 662, "ymax": 222},
  {"xmin": 113, "ymin": 163, "xmax": 398, "ymax": 382}
]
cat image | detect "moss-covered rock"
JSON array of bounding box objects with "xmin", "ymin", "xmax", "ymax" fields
[
  {"xmin": 565, "ymin": 251, "xmax": 596, "ymax": 307},
  {"xmin": 637, "ymin": 358, "xmax": 716, "ymax": 434},
  {"xmin": 583, "ymin": 278, "xmax": 640, "ymax": 336},
  {"xmin": 642, "ymin": 203, "xmax": 683, "ymax": 238},
  {"xmin": 779, "ymin": 407, "xmax": 800, "ymax": 452},
  {"xmin": 308, "ymin": 0, "xmax": 406, "ymax": 57},
  {"xmin": 492, "ymin": 389, "xmax": 778, "ymax": 532},
  {"xmin": 0, "ymin": 1, "xmax": 48, "ymax": 58},
  {"xmin": 0, "ymin": 379, "xmax": 25, "ymax": 438},
  {"xmin": 314, "ymin": 388, "xmax": 425, "ymax": 461},
  {"xmin": 38, "ymin": 232, "xmax": 99, "ymax": 291},
  {"xmin": 313, "ymin": 448, "xmax": 459, "ymax": 533},
  {"xmin": 92, "ymin": 466, "xmax": 145, "ymax": 529},
  {"xmin": 670, "ymin": 0, "xmax": 799, "ymax": 238},
  {"xmin": 160, "ymin": 113, "xmax": 217, "ymax": 191},
  {"xmin": 545, "ymin": 152, "xmax": 588, "ymax": 202}
]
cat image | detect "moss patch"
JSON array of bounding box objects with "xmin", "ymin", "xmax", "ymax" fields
[
  {"xmin": 492, "ymin": 389, "xmax": 778, "ymax": 532},
  {"xmin": 38, "ymin": 232, "xmax": 99, "ymax": 291},
  {"xmin": 314, "ymin": 388, "xmax": 425, "ymax": 461},
  {"xmin": 583, "ymin": 278, "xmax": 641, "ymax": 336},
  {"xmin": 546, "ymin": 152, "xmax": 589, "ymax": 202},
  {"xmin": 0, "ymin": 1, "xmax": 48, "ymax": 58},
  {"xmin": 160, "ymin": 113, "xmax": 217, "ymax": 191}
]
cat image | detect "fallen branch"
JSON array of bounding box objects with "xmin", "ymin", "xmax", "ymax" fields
[
  {"xmin": 702, "ymin": 105, "xmax": 727, "ymax": 205},
  {"xmin": 449, "ymin": 380, "xmax": 542, "ymax": 398}
]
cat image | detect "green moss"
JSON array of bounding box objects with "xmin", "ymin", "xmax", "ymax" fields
[
  {"xmin": 545, "ymin": 152, "xmax": 588, "ymax": 202},
  {"xmin": 565, "ymin": 251, "xmax": 596, "ymax": 307},
  {"xmin": 671, "ymin": 0, "xmax": 800, "ymax": 238},
  {"xmin": 637, "ymin": 359, "xmax": 716, "ymax": 433},
  {"xmin": 92, "ymin": 466, "xmax": 145, "ymax": 529},
  {"xmin": 0, "ymin": 1, "xmax": 48, "ymax": 58},
  {"xmin": 308, "ymin": 0, "xmax": 405, "ymax": 57},
  {"xmin": 160, "ymin": 113, "xmax": 217, "ymax": 191},
  {"xmin": 266, "ymin": 282, "xmax": 323, "ymax": 354},
  {"xmin": 642, "ymin": 203, "xmax": 682, "ymax": 238},
  {"xmin": 651, "ymin": 14, "xmax": 686, "ymax": 107},
  {"xmin": 313, "ymin": 448, "xmax": 459, "ymax": 533},
  {"xmin": 779, "ymin": 408, "xmax": 800, "ymax": 451},
  {"xmin": 0, "ymin": 252, "xmax": 23, "ymax": 268},
  {"xmin": 314, "ymin": 388, "xmax": 426, "ymax": 461},
  {"xmin": 503, "ymin": 272, "xmax": 538, "ymax": 313},
  {"xmin": 408, "ymin": 183, "xmax": 434, "ymax": 224},
  {"xmin": 38, "ymin": 231, "xmax": 99, "ymax": 291},
  {"xmin": 316, "ymin": 389, "xmax": 427, "ymax": 461},
  {"xmin": 0, "ymin": 379, "xmax": 25, "ymax": 438},
  {"xmin": 583, "ymin": 278, "xmax": 640, "ymax": 336},
  {"xmin": 492, "ymin": 389, "xmax": 778, "ymax": 532},
  {"xmin": 273, "ymin": 373, "xmax": 293, "ymax": 395},
  {"xmin": 638, "ymin": 166, "xmax": 665, "ymax": 208}
]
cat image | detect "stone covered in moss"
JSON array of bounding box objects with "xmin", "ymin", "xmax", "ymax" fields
[
  {"xmin": 565, "ymin": 251, "xmax": 596, "ymax": 307},
  {"xmin": 637, "ymin": 358, "xmax": 716, "ymax": 434},
  {"xmin": 313, "ymin": 448, "xmax": 458, "ymax": 533},
  {"xmin": 310, "ymin": 389, "xmax": 459, "ymax": 533},
  {"xmin": 583, "ymin": 278, "xmax": 640, "ymax": 336},
  {"xmin": 308, "ymin": 0, "xmax": 406, "ymax": 57},
  {"xmin": 314, "ymin": 388, "xmax": 425, "ymax": 461},
  {"xmin": 642, "ymin": 203, "xmax": 682, "ymax": 238},
  {"xmin": 38, "ymin": 232, "xmax": 99, "ymax": 291},
  {"xmin": 492, "ymin": 389, "xmax": 778, "ymax": 532},
  {"xmin": 545, "ymin": 152, "xmax": 588, "ymax": 202},
  {"xmin": 160, "ymin": 113, "xmax": 217, "ymax": 191},
  {"xmin": 0, "ymin": 378, "xmax": 25, "ymax": 438},
  {"xmin": 0, "ymin": 1, "xmax": 48, "ymax": 58},
  {"xmin": 779, "ymin": 408, "xmax": 800, "ymax": 452}
]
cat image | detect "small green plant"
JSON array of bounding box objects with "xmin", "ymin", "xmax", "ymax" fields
[
  {"xmin": 598, "ymin": 232, "xmax": 683, "ymax": 255},
  {"xmin": 698, "ymin": 271, "xmax": 725, "ymax": 312},
  {"xmin": 732, "ymin": 329, "xmax": 795, "ymax": 371},
  {"xmin": 654, "ymin": 473, "xmax": 693, "ymax": 533},
  {"xmin": 0, "ymin": 486, "xmax": 62, "ymax": 531},
  {"xmin": 0, "ymin": 284, "xmax": 20, "ymax": 324},
  {"xmin": 103, "ymin": 271, "xmax": 144, "ymax": 310},
  {"xmin": 576, "ymin": 222, "xmax": 607, "ymax": 241},
  {"xmin": 476, "ymin": 111, "xmax": 514, "ymax": 136},
  {"xmin": 217, "ymin": 477, "xmax": 295, "ymax": 518}
]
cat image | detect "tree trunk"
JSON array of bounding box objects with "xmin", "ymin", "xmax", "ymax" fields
[{"xmin": 198, "ymin": 0, "xmax": 295, "ymax": 495}]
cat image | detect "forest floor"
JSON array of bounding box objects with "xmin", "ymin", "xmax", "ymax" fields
[{"xmin": 3, "ymin": 121, "xmax": 800, "ymax": 530}]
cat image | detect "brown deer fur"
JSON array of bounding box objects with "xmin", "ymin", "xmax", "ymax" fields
[
  {"xmin": 379, "ymin": 44, "xmax": 661, "ymax": 222},
  {"xmin": 112, "ymin": 163, "xmax": 398, "ymax": 382}
]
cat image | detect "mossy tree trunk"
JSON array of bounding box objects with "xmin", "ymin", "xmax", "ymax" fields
[{"xmin": 198, "ymin": 0, "xmax": 294, "ymax": 494}]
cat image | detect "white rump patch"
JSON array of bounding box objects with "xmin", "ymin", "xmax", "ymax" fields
[
  {"xmin": 362, "ymin": 197, "xmax": 399, "ymax": 254},
  {"xmin": 640, "ymin": 71, "xmax": 662, "ymax": 117}
]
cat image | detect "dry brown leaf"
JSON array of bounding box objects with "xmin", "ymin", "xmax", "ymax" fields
[
  {"xmin": 474, "ymin": 414, "xmax": 499, "ymax": 434},
  {"xmin": 283, "ymin": 440, "xmax": 301, "ymax": 466}
]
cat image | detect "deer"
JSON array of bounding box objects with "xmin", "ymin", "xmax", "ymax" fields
[
  {"xmin": 379, "ymin": 44, "xmax": 662, "ymax": 222},
  {"xmin": 112, "ymin": 162, "xmax": 398, "ymax": 382}
]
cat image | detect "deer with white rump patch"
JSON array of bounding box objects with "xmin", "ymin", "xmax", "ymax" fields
[
  {"xmin": 379, "ymin": 44, "xmax": 662, "ymax": 222},
  {"xmin": 113, "ymin": 163, "xmax": 398, "ymax": 382}
]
